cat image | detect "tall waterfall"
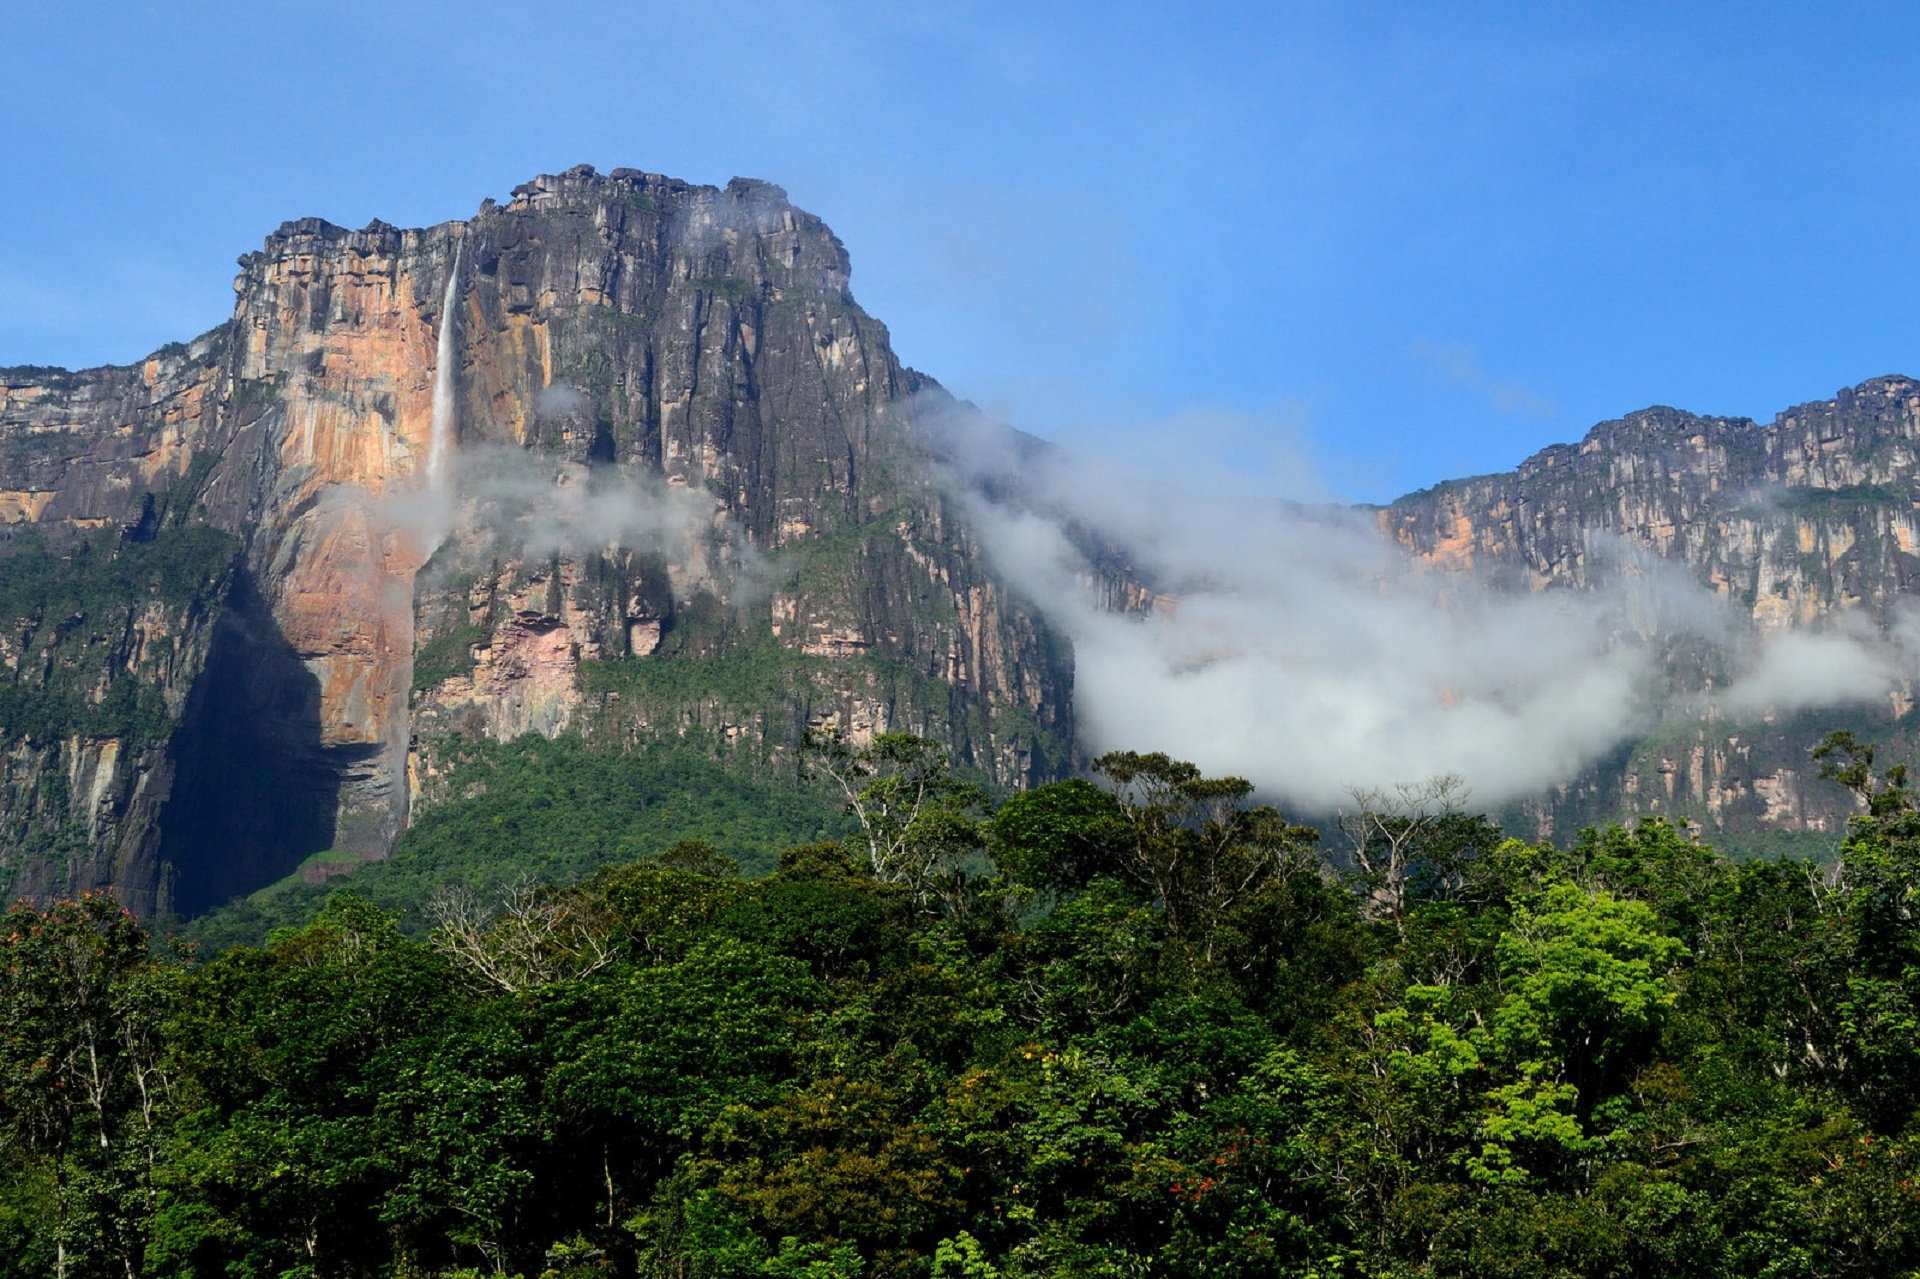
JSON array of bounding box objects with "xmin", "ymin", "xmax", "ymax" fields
[{"xmin": 427, "ymin": 245, "xmax": 463, "ymax": 496}]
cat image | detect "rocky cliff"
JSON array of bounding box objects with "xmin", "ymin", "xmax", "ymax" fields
[
  {"xmin": 12, "ymin": 164, "xmax": 1916, "ymax": 912},
  {"xmin": 0, "ymin": 166, "xmax": 1071, "ymax": 915},
  {"xmin": 1381, "ymin": 375, "xmax": 1920, "ymax": 847}
]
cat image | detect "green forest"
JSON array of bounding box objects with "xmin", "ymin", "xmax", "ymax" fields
[{"xmin": 6, "ymin": 731, "xmax": 1920, "ymax": 1278}]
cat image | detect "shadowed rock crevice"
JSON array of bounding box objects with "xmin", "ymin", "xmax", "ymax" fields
[{"xmin": 156, "ymin": 571, "xmax": 369, "ymax": 916}]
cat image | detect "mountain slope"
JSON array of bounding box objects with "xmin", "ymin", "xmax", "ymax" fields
[
  {"xmin": 7, "ymin": 165, "xmax": 1919, "ymax": 915},
  {"xmin": 0, "ymin": 166, "xmax": 1072, "ymax": 914}
]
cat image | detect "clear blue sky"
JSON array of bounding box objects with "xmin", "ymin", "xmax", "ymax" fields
[{"xmin": 6, "ymin": 1, "xmax": 1918, "ymax": 501}]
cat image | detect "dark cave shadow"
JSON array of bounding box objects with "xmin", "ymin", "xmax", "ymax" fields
[{"xmin": 157, "ymin": 569, "xmax": 378, "ymax": 917}]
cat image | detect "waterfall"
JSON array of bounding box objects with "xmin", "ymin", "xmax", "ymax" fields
[{"xmin": 427, "ymin": 245, "xmax": 463, "ymax": 496}]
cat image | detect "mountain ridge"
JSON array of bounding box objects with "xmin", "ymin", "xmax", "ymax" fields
[
  {"xmin": 1384, "ymin": 373, "xmax": 1920, "ymax": 845},
  {"xmin": 3, "ymin": 164, "xmax": 1918, "ymax": 916}
]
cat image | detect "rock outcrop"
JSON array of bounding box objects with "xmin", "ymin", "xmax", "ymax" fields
[
  {"xmin": 1382, "ymin": 376, "xmax": 1920, "ymax": 846},
  {"xmin": 0, "ymin": 166, "xmax": 1072, "ymax": 914}
]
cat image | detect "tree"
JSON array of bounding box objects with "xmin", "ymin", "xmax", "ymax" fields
[
  {"xmin": 426, "ymin": 879, "xmax": 616, "ymax": 993},
  {"xmin": 1090, "ymin": 752, "xmax": 1320, "ymax": 965},
  {"xmin": 1808, "ymin": 735, "xmax": 1920, "ymax": 1129},
  {"xmin": 1815, "ymin": 729, "xmax": 1912, "ymax": 818},
  {"xmin": 690, "ymin": 1076, "xmax": 961, "ymax": 1278},
  {"xmin": 0, "ymin": 894, "xmax": 158, "ymax": 1279},
  {"xmin": 1337, "ymin": 774, "xmax": 1483, "ymax": 921},
  {"xmin": 805, "ymin": 732, "xmax": 987, "ymax": 914},
  {"xmin": 987, "ymin": 779, "xmax": 1125, "ymax": 899},
  {"xmin": 1474, "ymin": 883, "xmax": 1686, "ymax": 1184},
  {"xmin": 145, "ymin": 893, "xmax": 453, "ymax": 1277},
  {"xmin": 381, "ymin": 1015, "xmax": 542, "ymax": 1276}
]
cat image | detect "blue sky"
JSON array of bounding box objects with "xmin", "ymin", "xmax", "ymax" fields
[{"xmin": 6, "ymin": 1, "xmax": 1919, "ymax": 501}]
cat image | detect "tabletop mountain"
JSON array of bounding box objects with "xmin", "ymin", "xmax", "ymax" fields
[
  {"xmin": 3, "ymin": 166, "xmax": 1919, "ymax": 917},
  {"xmin": 0, "ymin": 166, "xmax": 1070, "ymax": 915},
  {"xmin": 1383, "ymin": 376, "xmax": 1920, "ymax": 849}
]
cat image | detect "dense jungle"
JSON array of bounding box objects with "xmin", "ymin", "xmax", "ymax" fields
[{"xmin": 5, "ymin": 730, "xmax": 1919, "ymax": 1278}]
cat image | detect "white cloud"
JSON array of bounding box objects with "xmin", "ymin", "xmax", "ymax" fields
[
  {"xmin": 1715, "ymin": 614, "xmax": 1914, "ymax": 719},
  {"xmin": 934, "ymin": 401, "xmax": 1918, "ymax": 811}
]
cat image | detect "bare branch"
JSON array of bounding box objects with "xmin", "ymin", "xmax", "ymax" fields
[
  {"xmin": 1338, "ymin": 774, "xmax": 1469, "ymax": 921},
  {"xmin": 427, "ymin": 879, "xmax": 616, "ymax": 993}
]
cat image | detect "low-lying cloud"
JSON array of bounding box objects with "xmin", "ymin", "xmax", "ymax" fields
[
  {"xmin": 934, "ymin": 402, "xmax": 1918, "ymax": 811},
  {"xmin": 391, "ymin": 439, "xmax": 765, "ymax": 608},
  {"xmin": 1412, "ymin": 338, "xmax": 1558, "ymax": 419},
  {"xmin": 1713, "ymin": 616, "xmax": 1920, "ymax": 720}
]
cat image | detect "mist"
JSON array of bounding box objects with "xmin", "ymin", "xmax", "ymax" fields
[
  {"xmin": 934, "ymin": 404, "xmax": 1920, "ymax": 812},
  {"xmin": 1713, "ymin": 613, "xmax": 1920, "ymax": 721},
  {"xmin": 386, "ymin": 434, "xmax": 765, "ymax": 611}
]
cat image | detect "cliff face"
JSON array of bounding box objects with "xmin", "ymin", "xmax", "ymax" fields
[
  {"xmin": 1382, "ymin": 376, "xmax": 1920, "ymax": 846},
  {"xmin": 15, "ymin": 164, "xmax": 1913, "ymax": 909},
  {"xmin": 0, "ymin": 166, "xmax": 1072, "ymax": 914}
]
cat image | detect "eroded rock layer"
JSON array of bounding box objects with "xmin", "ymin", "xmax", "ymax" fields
[
  {"xmin": 1382, "ymin": 376, "xmax": 1920, "ymax": 847},
  {"xmin": 0, "ymin": 166, "xmax": 1072, "ymax": 912}
]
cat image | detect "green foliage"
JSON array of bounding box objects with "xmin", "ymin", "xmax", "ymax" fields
[
  {"xmin": 157, "ymin": 451, "xmax": 219, "ymax": 529},
  {"xmin": 228, "ymin": 375, "xmax": 280, "ymax": 413},
  {"xmin": 0, "ymin": 524, "xmax": 237, "ymax": 746},
  {"xmin": 11, "ymin": 737, "xmax": 1920, "ymax": 1275},
  {"xmin": 0, "ymin": 365, "xmax": 79, "ymax": 391},
  {"xmin": 181, "ymin": 735, "xmax": 848, "ymax": 949},
  {"xmin": 1815, "ymin": 727, "xmax": 1912, "ymax": 817},
  {"xmin": 1089, "ymin": 751, "xmax": 1322, "ymax": 969},
  {"xmin": 931, "ymin": 1231, "xmax": 999, "ymax": 1278},
  {"xmin": 987, "ymin": 778, "xmax": 1125, "ymax": 897},
  {"xmin": 578, "ymin": 642, "xmax": 820, "ymax": 711},
  {"xmin": 806, "ymin": 732, "xmax": 990, "ymax": 914},
  {"xmin": 1772, "ymin": 482, "xmax": 1907, "ymax": 517},
  {"xmin": 0, "ymin": 894, "xmax": 163, "ymax": 1276},
  {"xmin": 413, "ymin": 623, "xmax": 492, "ymax": 690},
  {"xmin": 687, "ymin": 276, "xmax": 762, "ymax": 307},
  {"xmin": 1471, "ymin": 884, "xmax": 1685, "ymax": 1183}
]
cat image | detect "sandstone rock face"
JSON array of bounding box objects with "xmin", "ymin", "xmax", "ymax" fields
[
  {"xmin": 16, "ymin": 164, "xmax": 1910, "ymax": 906},
  {"xmin": 1382, "ymin": 376, "xmax": 1920, "ymax": 846},
  {"xmin": 0, "ymin": 166, "xmax": 1072, "ymax": 914},
  {"xmin": 1381, "ymin": 380, "xmax": 1920, "ymax": 613}
]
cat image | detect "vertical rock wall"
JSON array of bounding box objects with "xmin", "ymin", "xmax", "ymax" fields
[
  {"xmin": 1381, "ymin": 377, "xmax": 1920, "ymax": 847},
  {"xmin": 0, "ymin": 166, "xmax": 1074, "ymax": 912}
]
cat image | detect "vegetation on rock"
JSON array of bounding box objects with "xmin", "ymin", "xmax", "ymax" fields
[
  {"xmin": 179, "ymin": 735, "xmax": 848, "ymax": 951},
  {"xmin": 0, "ymin": 525, "xmax": 237, "ymax": 747}
]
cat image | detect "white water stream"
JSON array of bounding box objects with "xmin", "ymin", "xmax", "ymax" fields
[{"xmin": 427, "ymin": 245, "xmax": 463, "ymax": 497}]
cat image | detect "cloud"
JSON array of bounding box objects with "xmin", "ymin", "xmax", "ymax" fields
[
  {"xmin": 931, "ymin": 399, "xmax": 1918, "ymax": 813},
  {"xmin": 532, "ymin": 383, "xmax": 593, "ymax": 420},
  {"xmin": 388, "ymin": 443, "xmax": 767, "ymax": 608},
  {"xmin": 674, "ymin": 178, "xmax": 797, "ymax": 253},
  {"xmin": 934, "ymin": 402, "xmax": 1646, "ymax": 808},
  {"xmin": 1412, "ymin": 338, "xmax": 1558, "ymax": 419},
  {"xmin": 1714, "ymin": 613, "xmax": 1917, "ymax": 719}
]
